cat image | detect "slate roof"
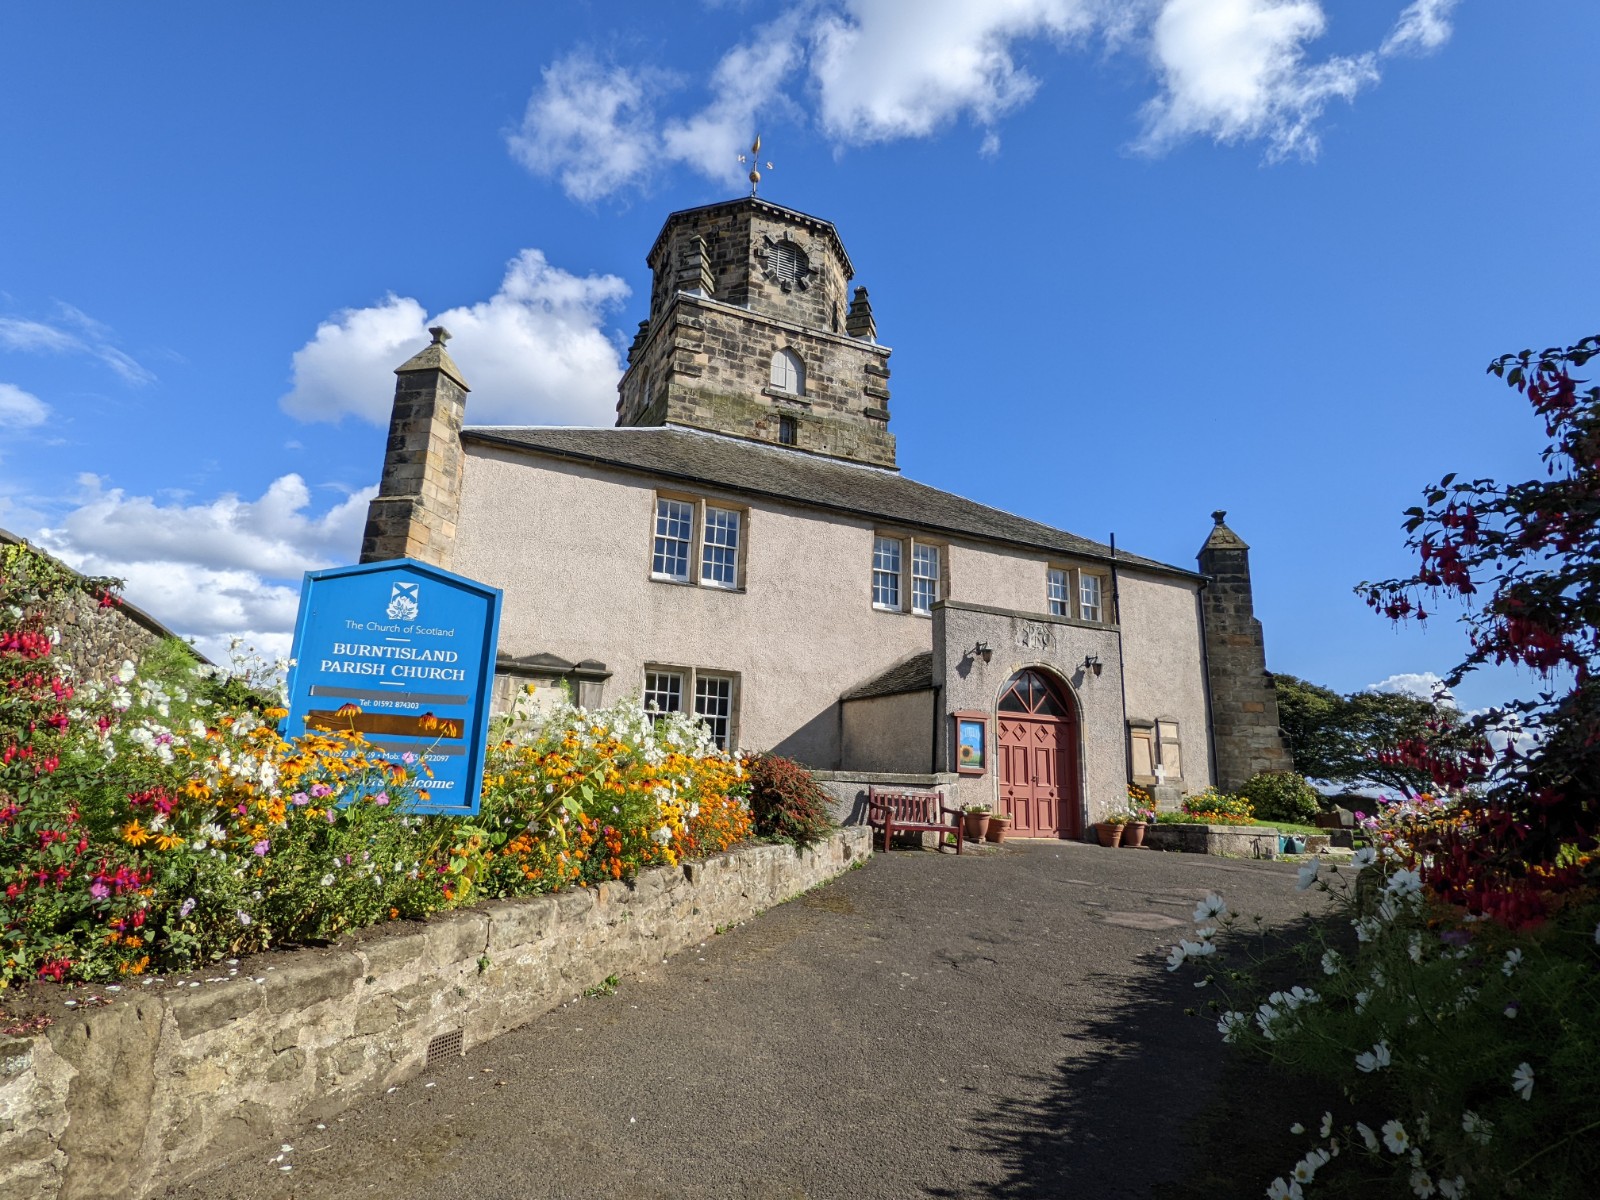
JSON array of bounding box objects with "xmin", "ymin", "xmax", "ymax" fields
[
  {"xmin": 840, "ymin": 651, "xmax": 934, "ymax": 700},
  {"xmin": 461, "ymin": 425, "xmax": 1198, "ymax": 579}
]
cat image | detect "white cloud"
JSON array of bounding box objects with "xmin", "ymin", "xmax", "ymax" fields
[
  {"xmin": 512, "ymin": 0, "xmax": 1454, "ymax": 198},
  {"xmin": 1137, "ymin": 0, "xmax": 1380, "ymax": 160},
  {"xmin": 1365, "ymin": 671, "xmax": 1456, "ymax": 707},
  {"xmin": 280, "ymin": 249, "xmax": 629, "ymax": 427},
  {"xmin": 506, "ymin": 55, "xmax": 668, "ymax": 202},
  {"xmin": 1381, "ymin": 0, "xmax": 1459, "ymax": 57},
  {"xmin": 0, "ymin": 382, "xmax": 49, "ymax": 429},
  {"xmin": 36, "ymin": 473, "xmax": 374, "ymax": 658},
  {"xmin": 811, "ymin": 0, "xmax": 1097, "ymax": 143},
  {"xmin": 662, "ymin": 15, "xmax": 807, "ymax": 185},
  {"xmin": 0, "ymin": 305, "xmax": 154, "ymax": 385}
]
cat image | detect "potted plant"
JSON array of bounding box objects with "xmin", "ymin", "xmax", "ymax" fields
[
  {"xmin": 985, "ymin": 812, "xmax": 1010, "ymax": 843},
  {"xmin": 1093, "ymin": 810, "xmax": 1129, "ymax": 847},
  {"xmin": 1121, "ymin": 807, "xmax": 1152, "ymax": 849},
  {"xmin": 962, "ymin": 803, "xmax": 991, "ymax": 842}
]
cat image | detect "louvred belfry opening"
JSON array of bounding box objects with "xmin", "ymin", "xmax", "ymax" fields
[{"xmin": 996, "ymin": 669, "xmax": 1080, "ymax": 839}]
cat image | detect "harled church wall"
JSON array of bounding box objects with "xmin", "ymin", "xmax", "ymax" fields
[
  {"xmin": 453, "ymin": 447, "xmax": 934, "ymax": 766},
  {"xmin": 1116, "ymin": 572, "xmax": 1214, "ymax": 794},
  {"xmin": 452, "ymin": 446, "xmax": 1213, "ymax": 791}
]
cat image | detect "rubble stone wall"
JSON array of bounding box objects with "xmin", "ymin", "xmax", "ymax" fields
[{"xmin": 0, "ymin": 828, "xmax": 871, "ymax": 1200}]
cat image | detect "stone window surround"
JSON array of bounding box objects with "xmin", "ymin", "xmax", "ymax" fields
[
  {"xmin": 1046, "ymin": 562, "xmax": 1113, "ymax": 625},
  {"xmin": 769, "ymin": 347, "xmax": 806, "ymax": 395},
  {"xmin": 1128, "ymin": 717, "xmax": 1184, "ymax": 788},
  {"xmin": 872, "ymin": 530, "xmax": 947, "ymax": 618},
  {"xmin": 648, "ymin": 489, "xmax": 750, "ymax": 593},
  {"xmin": 641, "ymin": 661, "xmax": 742, "ymax": 750}
]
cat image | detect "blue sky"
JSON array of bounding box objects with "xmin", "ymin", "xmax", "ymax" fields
[{"xmin": 2, "ymin": 1, "xmax": 1595, "ymax": 714}]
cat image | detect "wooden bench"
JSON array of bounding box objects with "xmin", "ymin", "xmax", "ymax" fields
[{"xmin": 866, "ymin": 787, "xmax": 963, "ymax": 854}]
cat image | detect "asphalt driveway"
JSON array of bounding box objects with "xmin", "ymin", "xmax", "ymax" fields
[{"xmin": 175, "ymin": 840, "xmax": 1312, "ymax": 1200}]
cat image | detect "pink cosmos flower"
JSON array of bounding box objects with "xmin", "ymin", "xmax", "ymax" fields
[{"xmin": 253, "ymin": 840, "xmax": 270, "ymax": 856}]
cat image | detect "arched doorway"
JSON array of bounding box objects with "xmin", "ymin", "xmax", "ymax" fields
[{"xmin": 996, "ymin": 668, "xmax": 1080, "ymax": 839}]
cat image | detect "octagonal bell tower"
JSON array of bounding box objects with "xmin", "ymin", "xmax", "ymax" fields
[{"xmin": 616, "ymin": 196, "xmax": 896, "ymax": 468}]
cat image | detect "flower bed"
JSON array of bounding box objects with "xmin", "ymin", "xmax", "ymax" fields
[
  {"xmin": 0, "ymin": 542, "xmax": 752, "ymax": 988},
  {"xmin": 1165, "ymin": 791, "xmax": 1600, "ymax": 1198}
]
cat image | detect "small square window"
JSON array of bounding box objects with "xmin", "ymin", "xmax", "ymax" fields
[
  {"xmin": 652, "ymin": 499, "xmax": 693, "ymax": 581},
  {"xmin": 872, "ymin": 536, "xmax": 902, "ymax": 609},
  {"xmin": 911, "ymin": 543, "xmax": 940, "ymax": 615},
  {"xmin": 701, "ymin": 507, "xmax": 740, "ymax": 588},
  {"xmin": 1079, "ymin": 573, "xmax": 1104, "ymax": 623},
  {"xmin": 694, "ymin": 675, "xmax": 733, "ymax": 749},
  {"xmin": 1047, "ymin": 567, "xmax": 1070, "ymax": 617},
  {"xmin": 778, "ymin": 415, "xmax": 797, "ymax": 445},
  {"xmin": 643, "ymin": 671, "xmax": 683, "ymax": 718}
]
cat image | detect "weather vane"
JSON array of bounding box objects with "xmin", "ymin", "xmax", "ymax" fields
[{"xmin": 738, "ymin": 135, "xmax": 773, "ymax": 196}]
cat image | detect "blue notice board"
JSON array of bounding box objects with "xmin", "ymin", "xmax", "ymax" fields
[{"xmin": 283, "ymin": 559, "xmax": 502, "ymax": 816}]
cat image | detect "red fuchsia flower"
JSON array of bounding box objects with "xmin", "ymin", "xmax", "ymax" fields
[{"xmin": 37, "ymin": 959, "xmax": 70, "ymax": 982}]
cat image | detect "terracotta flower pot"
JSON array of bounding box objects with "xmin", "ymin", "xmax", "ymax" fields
[
  {"xmin": 963, "ymin": 812, "xmax": 991, "ymax": 841},
  {"xmin": 1122, "ymin": 821, "xmax": 1147, "ymax": 848},
  {"xmin": 985, "ymin": 816, "xmax": 1009, "ymax": 844},
  {"xmin": 1094, "ymin": 822, "xmax": 1124, "ymax": 847}
]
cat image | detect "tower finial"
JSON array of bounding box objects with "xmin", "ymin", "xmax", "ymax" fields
[
  {"xmin": 429, "ymin": 325, "xmax": 451, "ymax": 346},
  {"xmin": 1212, "ymin": 509, "xmax": 1227, "ymax": 526},
  {"xmin": 737, "ymin": 134, "xmax": 774, "ymax": 196}
]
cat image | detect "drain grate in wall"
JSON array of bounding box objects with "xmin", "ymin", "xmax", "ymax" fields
[{"xmin": 426, "ymin": 1028, "xmax": 464, "ymax": 1066}]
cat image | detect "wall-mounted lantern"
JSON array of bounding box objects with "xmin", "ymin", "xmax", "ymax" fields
[
  {"xmin": 969, "ymin": 641, "xmax": 993, "ymax": 664},
  {"xmin": 1082, "ymin": 654, "xmax": 1103, "ymax": 678}
]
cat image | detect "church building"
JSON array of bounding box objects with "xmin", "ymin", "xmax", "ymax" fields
[{"xmin": 358, "ymin": 194, "xmax": 1291, "ymax": 836}]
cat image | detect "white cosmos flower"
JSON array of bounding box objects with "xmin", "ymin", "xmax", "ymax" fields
[
  {"xmin": 1216, "ymin": 1011, "xmax": 1248, "ymax": 1042},
  {"xmin": 1296, "ymin": 862, "xmax": 1319, "ymax": 891},
  {"xmin": 1354, "ymin": 916, "xmax": 1382, "ymax": 943},
  {"xmin": 1321, "ymin": 949, "xmax": 1342, "ymax": 976},
  {"xmin": 1410, "ymin": 1167, "xmax": 1436, "ymax": 1197},
  {"xmin": 1437, "ymin": 1177, "xmax": 1465, "ymax": 1200},
  {"xmin": 1512, "ymin": 1061, "xmax": 1535, "ymax": 1100},
  {"xmin": 1461, "ymin": 1110, "xmax": 1492, "ymax": 1144},
  {"xmin": 1194, "ymin": 892, "xmax": 1227, "ymax": 922},
  {"xmin": 1382, "ymin": 1118, "xmax": 1410, "ymax": 1154},
  {"xmin": 1356, "ymin": 1122, "xmax": 1379, "ymax": 1152},
  {"xmin": 1408, "ymin": 935, "xmax": 1425, "ymax": 963},
  {"xmin": 1355, "ymin": 1041, "xmax": 1392, "ymax": 1073},
  {"xmin": 1290, "ymin": 1122, "xmax": 1305, "ymax": 1135},
  {"xmin": 1354, "ymin": 990, "xmax": 1371, "ymax": 1013},
  {"xmin": 1351, "ymin": 846, "xmax": 1377, "ymax": 869},
  {"xmin": 1501, "ymin": 948, "xmax": 1523, "ymax": 976},
  {"xmin": 321, "ymin": 874, "xmax": 335, "ymax": 887},
  {"xmin": 1387, "ymin": 868, "xmax": 1423, "ymax": 897},
  {"xmin": 1319, "ymin": 1112, "xmax": 1333, "ymax": 1139},
  {"xmin": 1266, "ymin": 1178, "xmax": 1303, "ymax": 1200}
]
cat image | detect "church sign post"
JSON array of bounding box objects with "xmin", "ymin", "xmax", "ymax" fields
[{"xmin": 283, "ymin": 559, "xmax": 501, "ymax": 817}]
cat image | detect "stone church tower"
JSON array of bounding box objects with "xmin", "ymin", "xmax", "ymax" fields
[
  {"xmin": 1198, "ymin": 511, "xmax": 1294, "ymax": 791},
  {"xmin": 616, "ymin": 197, "xmax": 896, "ymax": 467}
]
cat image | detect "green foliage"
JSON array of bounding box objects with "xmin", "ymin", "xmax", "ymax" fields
[
  {"xmin": 1271, "ymin": 673, "xmax": 1475, "ymax": 797},
  {"xmin": 1177, "ymin": 854, "xmax": 1600, "ymax": 1198},
  {"xmin": 743, "ymin": 754, "xmax": 835, "ymax": 848},
  {"xmin": 1240, "ymin": 771, "xmax": 1321, "ymax": 825},
  {"xmin": 1182, "ymin": 788, "xmax": 1254, "ymax": 823}
]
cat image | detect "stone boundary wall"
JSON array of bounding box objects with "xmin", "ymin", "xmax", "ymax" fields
[
  {"xmin": 1146, "ymin": 823, "xmax": 1281, "ymax": 859},
  {"xmin": 0, "ymin": 828, "xmax": 872, "ymax": 1200}
]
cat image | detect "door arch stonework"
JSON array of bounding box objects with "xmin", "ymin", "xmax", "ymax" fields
[{"xmin": 995, "ymin": 667, "xmax": 1082, "ymax": 839}]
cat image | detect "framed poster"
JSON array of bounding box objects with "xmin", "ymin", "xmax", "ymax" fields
[{"xmin": 952, "ymin": 711, "xmax": 988, "ymax": 776}]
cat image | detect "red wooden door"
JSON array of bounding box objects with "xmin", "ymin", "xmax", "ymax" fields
[{"xmin": 996, "ymin": 670, "xmax": 1078, "ymax": 839}]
